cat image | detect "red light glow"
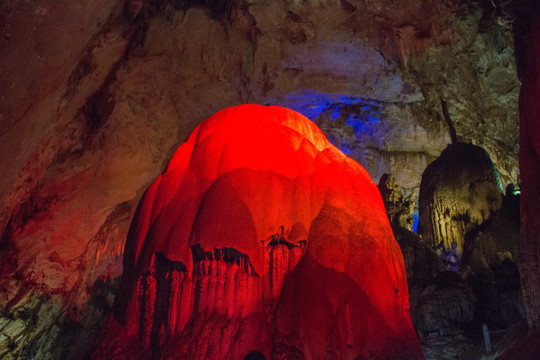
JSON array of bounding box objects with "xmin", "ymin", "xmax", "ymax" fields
[{"xmin": 92, "ymin": 104, "xmax": 423, "ymax": 359}]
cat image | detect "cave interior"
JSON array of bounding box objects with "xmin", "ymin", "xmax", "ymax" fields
[{"xmin": 1, "ymin": 0, "xmax": 540, "ymax": 359}]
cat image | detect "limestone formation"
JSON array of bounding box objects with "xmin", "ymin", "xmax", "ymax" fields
[
  {"xmin": 468, "ymin": 186, "xmax": 520, "ymax": 275},
  {"xmin": 378, "ymin": 173, "xmax": 442, "ymax": 288},
  {"xmin": 418, "ymin": 142, "xmax": 503, "ymax": 271},
  {"xmin": 0, "ymin": 0, "xmax": 525, "ymax": 358},
  {"xmin": 91, "ymin": 105, "xmax": 423, "ymax": 359},
  {"xmin": 414, "ymin": 272, "xmax": 475, "ymax": 338},
  {"xmin": 379, "ymin": 173, "xmax": 416, "ymax": 232}
]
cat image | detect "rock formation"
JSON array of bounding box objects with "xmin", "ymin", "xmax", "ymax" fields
[
  {"xmin": 515, "ymin": 0, "xmax": 540, "ymax": 332},
  {"xmin": 379, "ymin": 173, "xmax": 417, "ymax": 232},
  {"xmin": 414, "ymin": 271, "xmax": 476, "ymax": 339},
  {"xmin": 378, "ymin": 174, "xmax": 442, "ymax": 287},
  {"xmin": 0, "ymin": 0, "xmax": 526, "ymax": 358},
  {"xmin": 488, "ymin": 2, "xmax": 540, "ymax": 358},
  {"xmin": 395, "ymin": 141, "xmax": 522, "ymax": 358},
  {"xmin": 91, "ymin": 105, "xmax": 423, "ymax": 359},
  {"xmin": 468, "ymin": 185, "xmax": 520, "ymax": 275},
  {"xmin": 418, "ymin": 142, "xmax": 503, "ymax": 271}
]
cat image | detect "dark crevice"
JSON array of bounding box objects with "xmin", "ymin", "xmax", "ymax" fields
[
  {"xmin": 511, "ymin": 0, "xmax": 538, "ymax": 81},
  {"xmin": 125, "ymin": 0, "xmax": 245, "ymax": 23},
  {"xmin": 340, "ymin": 0, "xmax": 357, "ymax": 12},
  {"xmin": 460, "ymin": 211, "xmax": 495, "ymax": 273},
  {"xmin": 137, "ymin": 252, "xmax": 187, "ymax": 347},
  {"xmin": 11, "ymin": 190, "xmax": 58, "ymax": 232},
  {"xmin": 78, "ymin": 69, "xmax": 117, "ymax": 145},
  {"xmin": 64, "ymin": 55, "xmax": 95, "ymax": 102},
  {"xmin": 244, "ymin": 350, "xmax": 267, "ymax": 360},
  {"xmin": 0, "ymin": 215, "xmax": 13, "ymax": 251},
  {"xmin": 154, "ymin": 251, "xmax": 188, "ymax": 273},
  {"xmin": 168, "ymin": 0, "xmax": 243, "ymax": 21},
  {"xmin": 0, "ymin": 216, "xmax": 18, "ymax": 282},
  {"xmin": 190, "ymin": 244, "xmax": 258, "ymax": 276},
  {"xmin": 440, "ymin": 97, "xmax": 458, "ymax": 144},
  {"xmin": 75, "ymin": 16, "xmax": 149, "ymax": 148}
]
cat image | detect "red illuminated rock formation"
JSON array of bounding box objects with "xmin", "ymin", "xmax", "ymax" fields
[
  {"xmin": 0, "ymin": 2, "xmax": 522, "ymax": 356},
  {"xmin": 92, "ymin": 105, "xmax": 423, "ymax": 359}
]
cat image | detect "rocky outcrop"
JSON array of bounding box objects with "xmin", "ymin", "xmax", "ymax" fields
[
  {"xmin": 395, "ymin": 230, "xmax": 443, "ymax": 290},
  {"xmin": 414, "ymin": 272, "xmax": 475, "ymax": 338},
  {"xmin": 409, "ymin": 142, "xmax": 522, "ymax": 358},
  {"xmin": 418, "ymin": 142, "xmax": 503, "ymax": 271},
  {"xmin": 497, "ymin": 327, "xmax": 540, "ymax": 360},
  {"xmin": 96, "ymin": 242, "xmax": 305, "ymax": 359},
  {"xmin": 378, "ymin": 173, "xmax": 442, "ymax": 287},
  {"xmin": 468, "ymin": 258, "xmax": 522, "ymax": 333},
  {"xmin": 469, "ymin": 186, "xmax": 520, "ymax": 275},
  {"xmin": 92, "ymin": 105, "xmax": 423, "ymax": 359},
  {"xmin": 379, "ymin": 173, "xmax": 417, "ymax": 232}
]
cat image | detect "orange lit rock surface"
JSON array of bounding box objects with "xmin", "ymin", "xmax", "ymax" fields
[{"xmin": 92, "ymin": 104, "xmax": 423, "ymax": 359}]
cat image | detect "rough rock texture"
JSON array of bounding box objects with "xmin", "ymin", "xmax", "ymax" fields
[
  {"xmin": 92, "ymin": 105, "xmax": 423, "ymax": 359},
  {"xmin": 413, "ymin": 272, "xmax": 478, "ymax": 360},
  {"xmin": 379, "ymin": 173, "xmax": 417, "ymax": 232},
  {"xmin": 468, "ymin": 259, "xmax": 522, "ymax": 332},
  {"xmin": 414, "ymin": 272, "xmax": 475, "ymax": 338},
  {"xmin": 514, "ymin": 0, "xmax": 540, "ymax": 332},
  {"xmin": 0, "ymin": 0, "xmax": 522, "ymax": 358},
  {"xmin": 469, "ymin": 187, "xmax": 520, "ymax": 275},
  {"xmin": 418, "ymin": 142, "xmax": 503, "ymax": 271},
  {"xmin": 378, "ymin": 174, "xmax": 442, "ymax": 287},
  {"xmin": 382, "ymin": 173, "xmax": 521, "ymax": 360},
  {"xmin": 406, "ymin": 1, "xmax": 519, "ymax": 188},
  {"xmin": 408, "ymin": 141, "xmax": 521, "ymax": 359},
  {"xmin": 396, "ymin": 230, "xmax": 443, "ymax": 290},
  {"xmin": 0, "ymin": 2, "xmax": 182, "ymax": 358},
  {"xmin": 497, "ymin": 327, "xmax": 540, "ymax": 360}
]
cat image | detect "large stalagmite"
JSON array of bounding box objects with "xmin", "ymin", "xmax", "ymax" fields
[
  {"xmin": 92, "ymin": 105, "xmax": 423, "ymax": 359},
  {"xmin": 418, "ymin": 143, "xmax": 502, "ymax": 271}
]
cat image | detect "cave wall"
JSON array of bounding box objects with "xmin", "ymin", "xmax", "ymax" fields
[
  {"xmin": 515, "ymin": 0, "xmax": 540, "ymax": 330},
  {"xmin": 0, "ymin": 0, "xmax": 521, "ymax": 358}
]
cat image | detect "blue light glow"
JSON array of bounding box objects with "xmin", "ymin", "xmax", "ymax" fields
[
  {"xmin": 412, "ymin": 211, "xmax": 419, "ymax": 233},
  {"xmin": 272, "ymin": 90, "xmax": 382, "ymax": 122},
  {"xmin": 270, "ymin": 90, "xmax": 386, "ymax": 150},
  {"xmin": 330, "ymin": 110, "xmax": 340, "ymax": 121},
  {"xmin": 339, "ymin": 142, "xmax": 353, "ymax": 155}
]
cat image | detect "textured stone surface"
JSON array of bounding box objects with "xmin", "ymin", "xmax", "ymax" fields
[
  {"xmin": 514, "ymin": 0, "xmax": 540, "ymax": 332},
  {"xmin": 0, "ymin": 0, "xmax": 523, "ymax": 358},
  {"xmin": 469, "ymin": 188, "xmax": 520, "ymax": 275},
  {"xmin": 468, "ymin": 259, "xmax": 522, "ymax": 332},
  {"xmin": 379, "ymin": 173, "xmax": 417, "ymax": 231},
  {"xmin": 414, "ymin": 272, "xmax": 475, "ymax": 339},
  {"xmin": 497, "ymin": 327, "xmax": 540, "ymax": 360},
  {"xmin": 378, "ymin": 173, "xmax": 442, "ymax": 287},
  {"xmin": 418, "ymin": 142, "xmax": 503, "ymax": 270},
  {"xmin": 92, "ymin": 105, "xmax": 422, "ymax": 359}
]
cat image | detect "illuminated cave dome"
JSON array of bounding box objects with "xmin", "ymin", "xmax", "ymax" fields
[{"xmin": 92, "ymin": 105, "xmax": 424, "ymax": 359}]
